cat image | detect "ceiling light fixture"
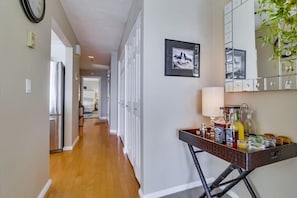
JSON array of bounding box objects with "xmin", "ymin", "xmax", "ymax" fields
[{"xmin": 88, "ymin": 56, "xmax": 94, "ymax": 59}]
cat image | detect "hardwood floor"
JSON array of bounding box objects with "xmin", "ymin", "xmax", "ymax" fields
[{"xmin": 45, "ymin": 118, "xmax": 140, "ymax": 198}]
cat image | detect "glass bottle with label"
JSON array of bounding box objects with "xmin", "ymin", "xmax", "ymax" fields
[
  {"xmin": 226, "ymin": 112, "xmax": 238, "ymax": 148},
  {"xmin": 235, "ymin": 112, "xmax": 244, "ymax": 141},
  {"xmin": 244, "ymin": 110, "xmax": 256, "ymax": 136}
]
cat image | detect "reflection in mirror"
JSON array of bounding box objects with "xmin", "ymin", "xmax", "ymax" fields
[
  {"xmin": 224, "ymin": 0, "xmax": 259, "ymax": 92},
  {"xmin": 224, "ymin": 0, "xmax": 297, "ymax": 92}
]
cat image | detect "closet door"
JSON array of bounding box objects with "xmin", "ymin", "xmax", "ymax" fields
[
  {"xmin": 123, "ymin": 13, "xmax": 142, "ymax": 183},
  {"xmin": 133, "ymin": 15, "xmax": 141, "ymax": 183},
  {"xmin": 118, "ymin": 52, "xmax": 126, "ymax": 149},
  {"xmin": 125, "ymin": 42, "xmax": 133, "ymax": 162}
]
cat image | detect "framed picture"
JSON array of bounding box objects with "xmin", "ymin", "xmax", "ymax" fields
[
  {"xmin": 165, "ymin": 39, "xmax": 200, "ymax": 77},
  {"xmin": 225, "ymin": 48, "xmax": 246, "ymax": 79}
]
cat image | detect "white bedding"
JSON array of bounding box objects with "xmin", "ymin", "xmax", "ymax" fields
[{"xmin": 83, "ymin": 90, "xmax": 96, "ymax": 113}]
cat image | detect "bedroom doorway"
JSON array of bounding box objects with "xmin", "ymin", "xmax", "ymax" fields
[{"xmin": 82, "ymin": 77, "xmax": 101, "ymax": 119}]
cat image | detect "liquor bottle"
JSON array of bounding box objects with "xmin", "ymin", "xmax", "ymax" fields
[
  {"xmin": 234, "ymin": 112, "xmax": 244, "ymax": 141},
  {"xmin": 226, "ymin": 112, "xmax": 238, "ymax": 148}
]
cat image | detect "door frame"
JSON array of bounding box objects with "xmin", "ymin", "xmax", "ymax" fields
[{"xmin": 81, "ymin": 76, "xmax": 101, "ymax": 117}]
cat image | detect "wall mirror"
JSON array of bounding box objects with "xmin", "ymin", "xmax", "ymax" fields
[{"xmin": 224, "ymin": 0, "xmax": 297, "ymax": 92}]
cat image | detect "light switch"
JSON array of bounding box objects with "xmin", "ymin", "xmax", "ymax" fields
[
  {"xmin": 27, "ymin": 31, "xmax": 35, "ymax": 48},
  {"xmin": 26, "ymin": 79, "xmax": 31, "ymax": 94}
]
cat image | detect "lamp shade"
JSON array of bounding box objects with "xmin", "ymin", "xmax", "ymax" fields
[{"xmin": 202, "ymin": 87, "xmax": 224, "ymax": 117}]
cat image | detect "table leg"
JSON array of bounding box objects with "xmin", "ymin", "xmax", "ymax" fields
[
  {"xmin": 188, "ymin": 144, "xmax": 212, "ymax": 198},
  {"xmin": 216, "ymin": 169, "xmax": 255, "ymax": 197},
  {"xmin": 238, "ymin": 168, "xmax": 257, "ymax": 198},
  {"xmin": 200, "ymin": 164, "xmax": 236, "ymax": 197},
  {"xmin": 188, "ymin": 144, "xmax": 257, "ymax": 198}
]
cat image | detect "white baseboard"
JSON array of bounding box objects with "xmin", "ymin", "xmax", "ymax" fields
[
  {"xmin": 139, "ymin": 178, "xmax": 214, "ymax": 198},
  {"xmin": 138, "ymin": 178, "xmax": 239, "ymax": 198},
  {"xmin": 110, "ymin": 129, "xmax": 117, "ymax": 134},
  {"xmin": 99, "ymin": 116, "xmax": 108, "ymax": 120},
  {"xmin": 72, "ymin": 136, "xmax": 79, "ymax": 148},
  {"xmin": 122, "ymin": 147, "xmax": 127, "ymax": 154},
  {"xmin": 63, "ymin": 136, "xmax": 79, "ymax": 151},
  {"xmin": 63, "ymin": 146, "xmax": 72, "ymax": 151},
  {"xmin": 37, "ymin": 179, "xmax": 51, "ymax": 198}
]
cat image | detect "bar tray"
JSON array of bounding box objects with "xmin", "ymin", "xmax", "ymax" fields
[{"xmin": 179, "ymin": 129, "xmax": 297, "ymax": 170}]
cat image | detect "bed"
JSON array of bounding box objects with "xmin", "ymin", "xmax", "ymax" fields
[{"xmin": 82, "ymin": 90, "xmax": 96, "ymax": 113}]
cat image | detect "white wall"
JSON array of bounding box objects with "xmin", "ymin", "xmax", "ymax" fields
[
  {"xmin": 0, "ymin": 1, "xmax": 79, "ymax": 197},
  {"xmin": 51, "ymin": 30, "xmax": 66, "ymax": 63},
  {"xmin": 225, "ymin": 93, "xmax": 297, "ymax": 197},
  {"xmin": 83, "ymin": 78, "xmax": 99, "ymax": 94},
  {"xmin": 51, "ymin": 43, "xmax": 66, "ymax": 63},
  {"xmin": 0, "ymin": 1, "xmax": 51, "ymax": 197},
  {"xmin": 141, "ymin": 0, "xmax": 225, "ymax": 195}
]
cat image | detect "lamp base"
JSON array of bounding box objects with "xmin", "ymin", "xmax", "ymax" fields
[{"xmin": 210, "ymin": 116, "xmax": 216, "ymax": 126}]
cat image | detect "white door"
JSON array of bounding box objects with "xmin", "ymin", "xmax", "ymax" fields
[
  {"xmin": 118, "ymin": 51, "xmax": 126, "ymax": 149},
  {"xmin": 134, "ymin": 15, "xmax": 141, "ymax": 183},
  {"xmin": 124, "ymin": 13, "xmax": 142, "ymax": 183}
]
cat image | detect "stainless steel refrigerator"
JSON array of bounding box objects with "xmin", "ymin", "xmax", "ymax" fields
[{"xmin": 49, "ymin": 61, "xmax": 65, "ymax": 153}]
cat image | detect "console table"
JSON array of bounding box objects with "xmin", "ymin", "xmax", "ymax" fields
[{"xmin": 179, "ymin": 129, "xmax": 297, "ymax": 198}]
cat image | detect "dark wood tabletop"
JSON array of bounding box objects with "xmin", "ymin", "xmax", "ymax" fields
[{"xmin": 179, "ymin": 129, "xmax": 297, "ymax": 170}]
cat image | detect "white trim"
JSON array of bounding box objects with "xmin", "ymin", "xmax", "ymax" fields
[
  {"xmin": 63, "ymin": 146, "xmax": 73, "ymax": 151},
  {"xmin": 139, "ymin": 189, "xmax": 144, "ymax": 198},
  {"xmin": 139, "ymin": 178, "xmax": 214, "ymax": 198},
  {"xmin": 138, "ymin": 178, "xmax": 239, "ymax": 198},
  {"xmin": 110, "ymin": 129, "xmax": 117, "ymax": 134},
  {"xmin": 72, "ymin": 135, "xmax": 79, "ymax": 148},
  {"xmin": 122, "ymin": 147, "xmax": 127, "ymax": 154},
  {"xmin": 99, "ymin": 116, "xmax": 108, "ymax": 120},
  {"xmin": 37, "ymin": 179, "xmax": 52, "ymax": 198},
  {"xmin": 63, "ymin": 136, "xmax": 79, "ymax": 151}
]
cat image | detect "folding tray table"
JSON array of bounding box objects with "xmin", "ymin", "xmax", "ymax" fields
[{"xmin": 179, "ymin": 129, "xmax": 297, "ymax": 198}]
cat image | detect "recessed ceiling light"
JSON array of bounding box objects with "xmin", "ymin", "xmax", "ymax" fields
[{"xmin": 88, "ymin": 56, "xmax": 94, "ymax": 59}]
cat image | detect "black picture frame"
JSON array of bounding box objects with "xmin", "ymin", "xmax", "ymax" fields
[
  {"xmin": 165, "ymin": 39, "xmax": 200, "ymax": 77},
  {"xmin": 225, "ymin": 48, "xmax": 246, "ymax": 79}
]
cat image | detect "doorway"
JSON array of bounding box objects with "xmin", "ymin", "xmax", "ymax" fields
[
  {"xmin": 50, "ymin": 30, "xmax": 66, "ymax": 153},
  {"xmin": 82, "ymin": 77, "xmax": 101, "ymax": 119},
  {"xmin": 51, "ymin": 19, "xmax": 79, "ymax": 151}
]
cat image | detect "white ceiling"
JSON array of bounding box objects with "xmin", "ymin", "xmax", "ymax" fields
[{"xmin": 60, "ymin": 0, "xmax": 134, "ymax": 70}]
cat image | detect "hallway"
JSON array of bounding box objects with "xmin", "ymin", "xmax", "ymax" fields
[{"xmin": 45, "ymin": 119, "xmax": 140, "ymax": 198}]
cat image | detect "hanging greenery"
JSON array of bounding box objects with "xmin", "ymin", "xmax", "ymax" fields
[{"xmin": 257, "ymin": 0, "xmax": 297, "ymax": 61}]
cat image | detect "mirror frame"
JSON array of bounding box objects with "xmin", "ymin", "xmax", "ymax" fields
[{"xmin": 224, "ymin": 0, "xmax": 297, "ymax": 92}]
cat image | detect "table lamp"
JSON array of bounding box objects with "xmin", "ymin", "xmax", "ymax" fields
[{"xmin": 202, "ymin": 87, "xmax": 224, "ymax": 125}]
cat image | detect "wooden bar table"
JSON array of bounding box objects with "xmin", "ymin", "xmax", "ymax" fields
[{"xmin": 179, "ymin": 129, "xmax": 297, "ymax": 198}]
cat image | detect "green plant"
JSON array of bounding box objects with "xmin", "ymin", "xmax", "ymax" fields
[{"xmin": 257, "ymin": 0, "xmax": 297, "ymax": 61}]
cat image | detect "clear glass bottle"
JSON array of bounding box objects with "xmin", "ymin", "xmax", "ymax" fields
[
  {"xmin": 244, "ymin": 110, "xmax": 256, "ymax": 136},
  {"xmin": 240, "ymin": 103, "xmax": 249, "ymax": 124}
]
